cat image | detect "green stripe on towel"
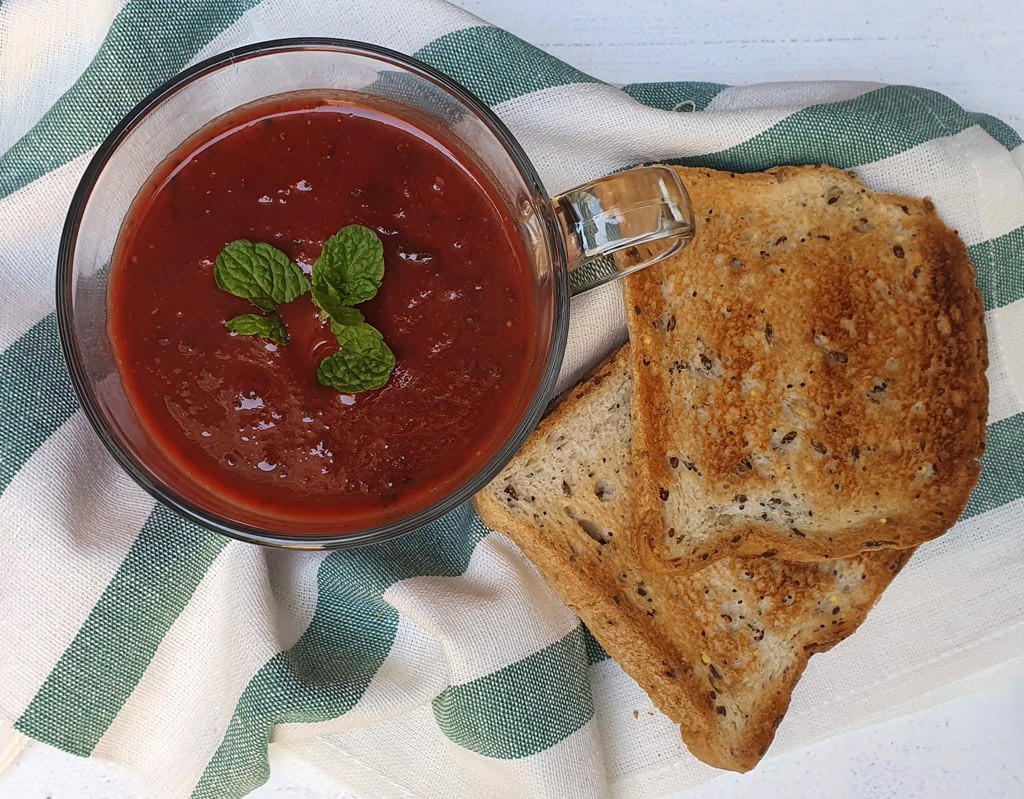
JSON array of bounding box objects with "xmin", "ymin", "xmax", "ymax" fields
[
  {"xmin": 963, "ymin": 412, "xmax": 1024, "ymax": 520},
  {"xmin": 414, "ymin": 26, "xmax": 601, "ymax": 107},
  {"xmin": 583, "ymin": 626, "xmax": 610, "ymax": 665},
  {"xmin": 432, "ymin": 625, "xmax": 593, "ymax": 759},
  {"xmin": 0, "ymin": 314, "xmax": 77, "ymax": 496},
  {"xmin": 968, "ymin": 226, "xmax": 1024, "ymax": 311},
  {"xmin": 621, "ymin": 81, "xmax": 727, "ymax": 112},
  {"xmin": 661, "ymin": 85, "xmax": 999, "ymax": 172}
]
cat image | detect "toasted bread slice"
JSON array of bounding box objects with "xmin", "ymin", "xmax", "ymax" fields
[
  {"xmin": 475, "ymin": 347, "xmax": 910, "ymax": 772},
  {"xmin": 624, "ymin": 165, "xmax": 987, "ymax": 573}
]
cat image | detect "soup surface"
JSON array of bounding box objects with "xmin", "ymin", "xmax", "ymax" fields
[{"xmin": 108, "ymin": 92, "xmax": 536, "ymax": 532}]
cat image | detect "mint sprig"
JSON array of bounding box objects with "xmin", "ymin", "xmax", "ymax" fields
[
  {"xmin": 225, "ymin": 313, "xmax": 289, "ymax": 345},
  {"xmin": 311, "ymin": 225, "xmax": 384, "ymax": 313},
  {"xmin": 213, "ymin": 226, "xmax": 395, "ymax": 393},
  {"xmin": 317, "ymin": 323, "xmax": 396, "ymax": 393},
  {"xmin": 215, "ymin": 240, "xmax": 308, "ymax": 311}
]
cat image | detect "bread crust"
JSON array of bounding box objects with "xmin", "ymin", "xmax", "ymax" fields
[
  {"xmin": 475, "ymin": 348, "xmax": 911, "ymax": 772},
  {"xmin": 624, "ymin": 165, "xmax": 987, "ymax": 573}
]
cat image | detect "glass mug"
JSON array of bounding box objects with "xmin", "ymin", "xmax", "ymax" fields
[{"xmin": 58, "ymin": 39, "xmax": 695, "ymax": 549}]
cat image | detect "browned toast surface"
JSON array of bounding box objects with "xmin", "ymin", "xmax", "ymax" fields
[
  {"xmin": 475, "ymin": 348, "xmax": 910, "ymax": 771},
  {"xmin": 624, "ymin": 165, "xmax": 987, "ymax": 572}
]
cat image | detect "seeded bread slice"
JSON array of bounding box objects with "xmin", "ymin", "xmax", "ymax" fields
[
  {"xmin": 624, "ymin": 165, "xmax": 987, "ymax": 573},
  {"xmin": 474, "ymin": 347, "xmax": 910, "ymax": 772}
]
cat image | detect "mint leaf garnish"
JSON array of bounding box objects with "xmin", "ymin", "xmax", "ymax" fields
[
  {"xmin": 225, "ymin": 313, "xmax": 289, "ymax": 344},
  {"xmin": 311, "ymin": 225, "xmax": 384, "ymax": 314},
  {"xmin": 317, "ymin": 322, "xmax": 395, "ymax": 393},
  {"xmin": 212, "ymin": 227, "xmax": 394, "ymax": 393},
  {"xmin": 215, "ymin": 240, "xmax": 308, "ymax": 311},
  {"xmin": 328, "ymin": 306, "xmax": 365, "ymax": 332}
]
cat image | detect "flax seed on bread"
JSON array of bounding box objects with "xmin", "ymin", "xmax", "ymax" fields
[
  {"xmin": 475, "ymin": 348, "xmax": 911, "ymax": 772},
  {"xmin": 624, "ymin": 165, "xmax": 987, "ymax": 573}
]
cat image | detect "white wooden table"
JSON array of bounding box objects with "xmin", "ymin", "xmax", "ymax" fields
[{"xmin": 3, "ymin": 1, "xmax": 1023, "ymax": 796}]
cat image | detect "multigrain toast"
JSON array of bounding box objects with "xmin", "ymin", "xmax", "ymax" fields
[
  {"xmin": 475, "ymin": 348, "xmax": 911, "ymax": 772},
  {"xmin": 624, "ymin": 165, "xmax": 987, "ymax": 573}
]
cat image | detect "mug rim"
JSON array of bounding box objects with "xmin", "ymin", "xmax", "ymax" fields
[{"xmin": 56, "ymin": 38, "xmax": 571, "ymax": 550}]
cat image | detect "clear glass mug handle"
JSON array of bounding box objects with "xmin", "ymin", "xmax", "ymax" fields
[{"xmin": 553, "ymin": 166, "xmax": 695, "ymax": 295}]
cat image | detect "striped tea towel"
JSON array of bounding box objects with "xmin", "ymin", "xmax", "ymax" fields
[{"xmin": 1, "ymin": 1, "xmax": 1023, "ymax": 797}]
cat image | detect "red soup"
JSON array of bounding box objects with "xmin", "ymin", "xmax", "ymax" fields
[{"xmin": 108, "ymin": 92, "xmax": 538, "ymax": 534}]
